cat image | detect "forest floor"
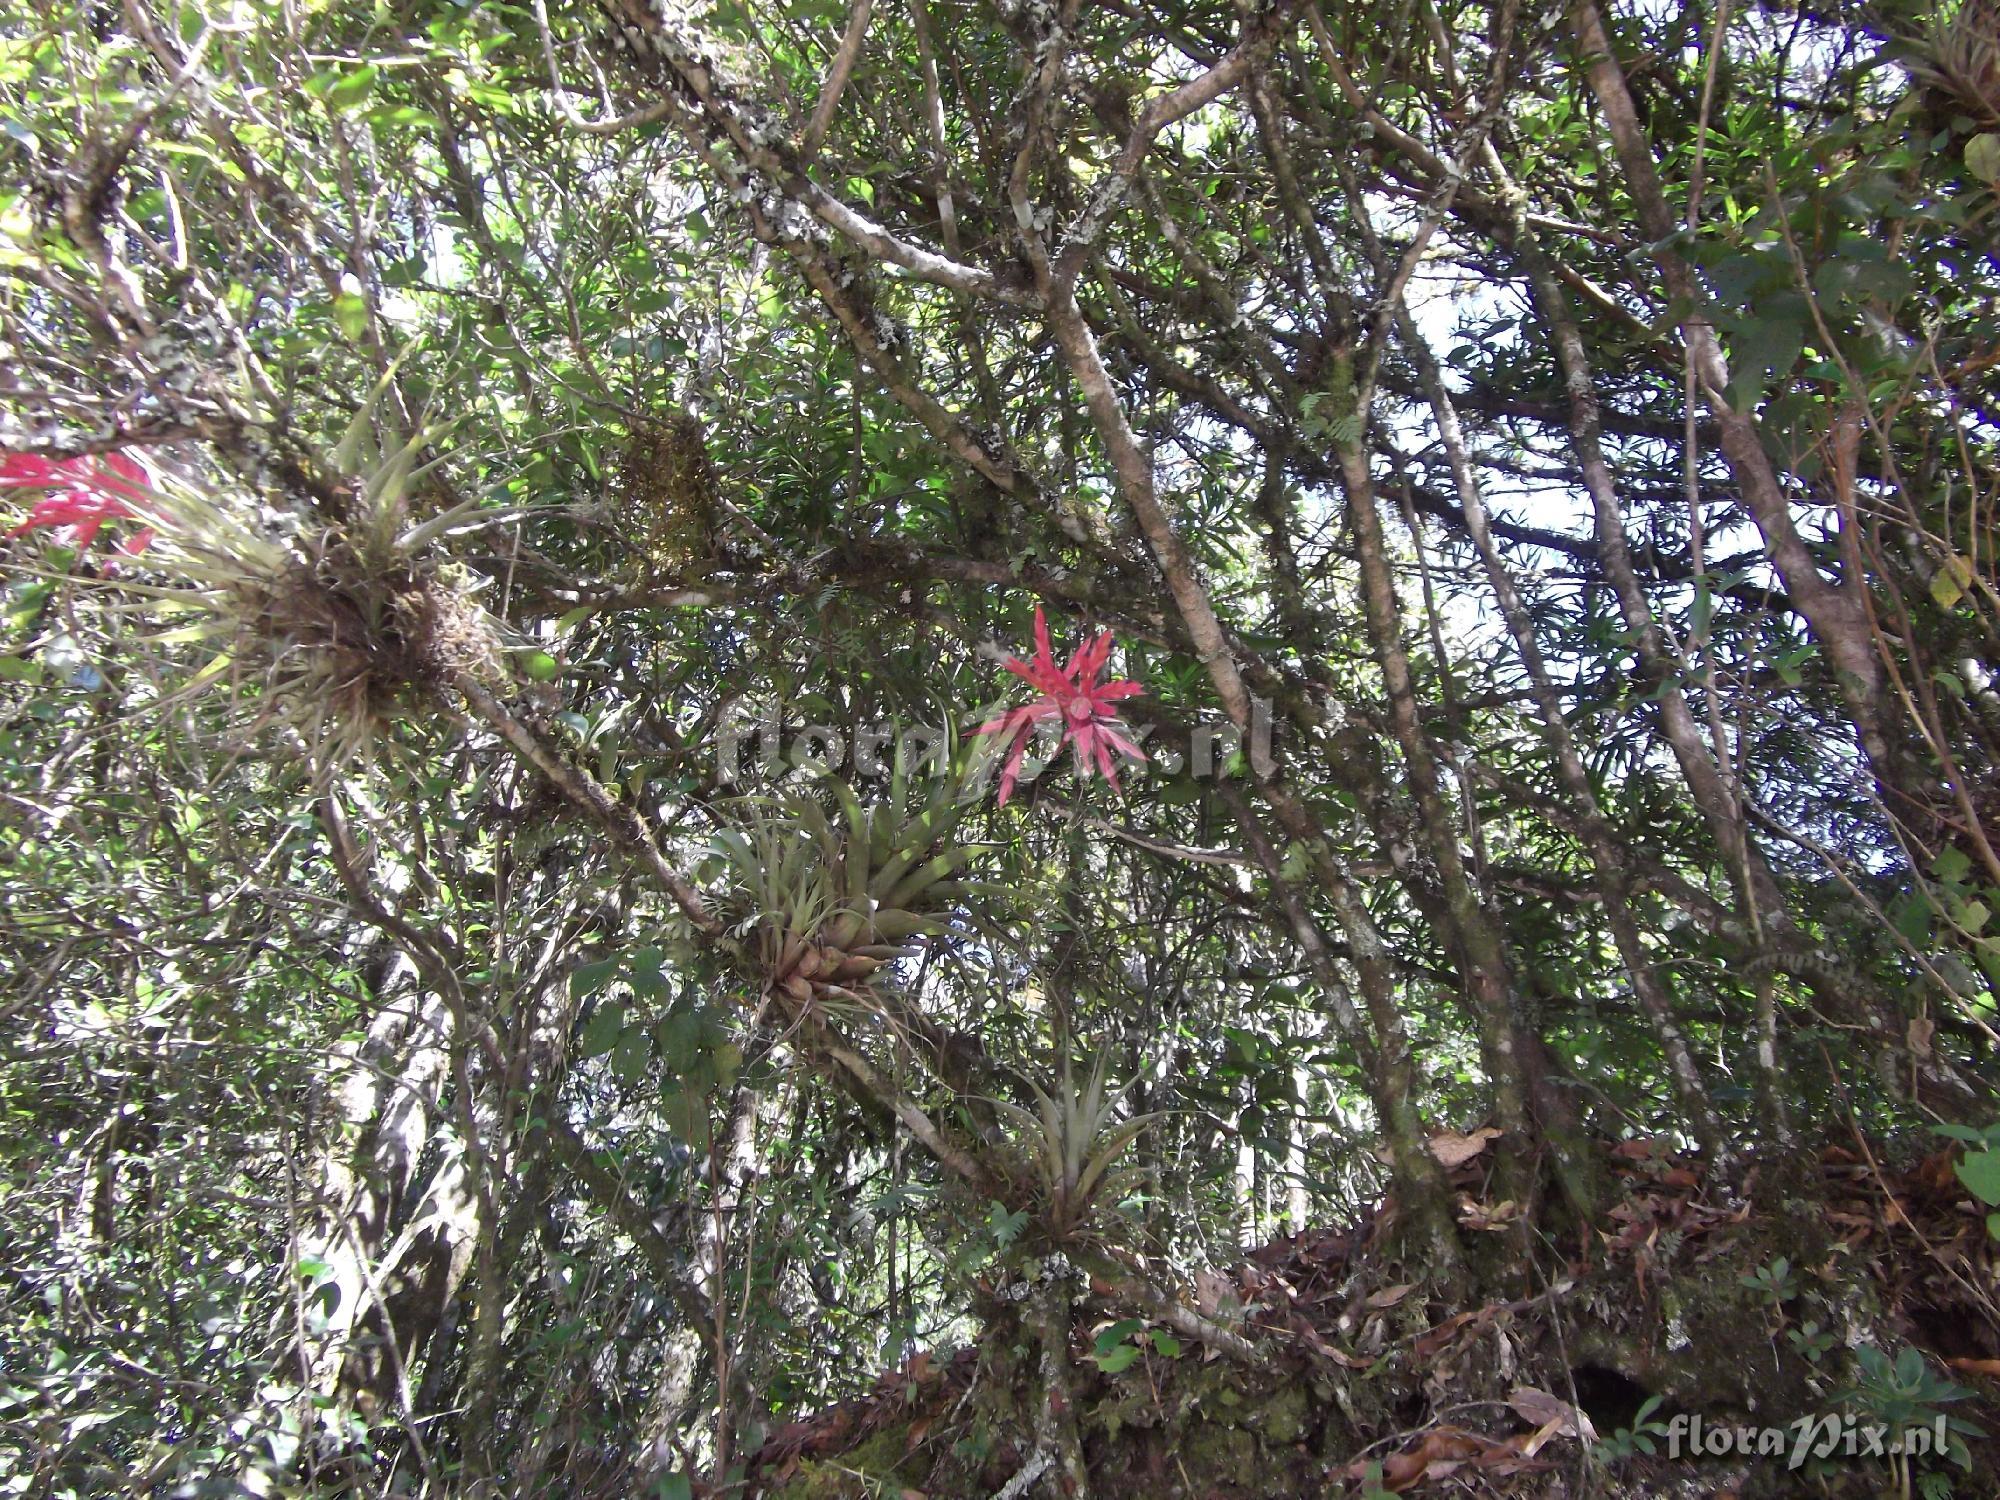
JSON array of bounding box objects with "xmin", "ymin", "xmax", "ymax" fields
[{"xmin": 742, "ymin": 1133, "xmax": 2000, "ymax": 1499}]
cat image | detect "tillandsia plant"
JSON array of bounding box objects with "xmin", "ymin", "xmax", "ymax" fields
[
  {"xmin": 708, "ymin": 750, "xmax": 995, "ymax": 1015},
  {"xmin": 35, "ymin": 383, "xmax": 524, "ymax": 777},
  {"xmin": 1902, "ymin": 0, "xmax": 2000, "ymax": 131},
  {"xmin": 989, "ymin": 1050, "xmax": 1162, "ymax": 1242}
]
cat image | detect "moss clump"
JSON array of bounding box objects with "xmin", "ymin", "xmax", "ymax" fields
[
  {"xmin": 1178, "ymin": 1420, "xmax": 1257, "ymax": 1475},
  {"xmin": 616, "ymin": 407, "xmax": 720, "ymax": 573},
  {"xmin": 762, "ymin": 1427, "xmax": 916, "ymax": 1500},
  {"xmin": 1247, "ymin": 1382, "xmax": 1311, "ymax": 1446}
]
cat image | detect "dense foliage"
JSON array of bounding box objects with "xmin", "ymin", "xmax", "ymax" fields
[{"xmin": 0, "ymin": 0, "xmax": 1995, "ymax": 1492}]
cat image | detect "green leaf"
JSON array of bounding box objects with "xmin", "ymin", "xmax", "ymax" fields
[
  {"xmin": 6, "ymin": 581, "xmax": 54, "ymax": 626},
  {"xmin": 1892, "ymin": 891, "xmax": 1935, "ymax": 945},
  {"xmin": 612, "ymin": 1026, "xmax": 651, "ymax": 1086},
  {"xmin": 324, "ymin": 64, "xmax": 380, "ymax": 112},
  {"xmin": 1930, "ymin": 555, "xmax": 1974, "ymax": 611},
  {"xmin": 370, "ymin": 104, "xmax": 440, "ymax": 130},
  {"xmin": 1093, "ymin": 1319, "xmax": 1144, "ymax": 1356},
  {"xmin": 571, "ymin": 959, "xmax": 618, "ymax": 999},
  {"xmin": 1966, "ymin": 133, "xmax": 2000, "ymax": 185},
  {"xmin": 520, "ymin": 650, "xmax": 561, "ymax": 682},
  {"xmin": 628, "ymin": 950, "xmax": 670, "ymax": 1001},
  {"xmin": 1725, "ymin": 295, "xmax": 1808, "ymax": 410},
  {"xmin": 986, "ymin": 1201, "xmax": 1029, "ymax": 1247},
  {"xmin": 1092, "ymin": 1344, "xmax": 1141, "ymax": 1374},
  {"xmin": 1687, "ymin": 576, "xmax": 1714, "ymax": 643},
  {"xmin": 333, "ymin": 291, "xmax": 369, "ymax": 341},
  {"xmin": 658, "ymin": 1086, "xmax": 713, "ymax": 1151},
  {"xmin": 580, "ymin": 1004, "xmax": 623, "ymax": 1059},
  {"xmin": 1955, "ymin": 1149, "xmax": 2000, "ymax": 1206}
]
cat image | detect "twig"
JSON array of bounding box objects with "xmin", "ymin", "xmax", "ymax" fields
[{"xmin": 800, "ymin": 0, "xmax": 874, "ymax": 158}]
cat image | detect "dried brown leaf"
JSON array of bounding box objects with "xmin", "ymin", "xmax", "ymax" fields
[{"xmin": 1428, "ymin": 1127, "xmax": 1501, "ymax": 1168}]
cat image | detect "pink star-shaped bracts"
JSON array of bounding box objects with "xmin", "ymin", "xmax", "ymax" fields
[{"xmin": 977, "ymin": 606, "xmax": 1146, "ymax": 806}]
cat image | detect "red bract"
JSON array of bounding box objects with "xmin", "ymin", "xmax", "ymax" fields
[
  {"xmin": 976, "ymin": 605, "xmax": 1145, "ymax": 806},
  {"xmin": 3, "ymin": 451, "xmax": 154, "ymax": 557}
]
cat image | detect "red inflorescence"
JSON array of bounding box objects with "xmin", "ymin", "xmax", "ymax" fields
[
  {"xmin": 976, "ymin": 605, "xmax": 1146, "ymax": 806},
  {"xmin": 2, "ymin": 451, "xmax": 155, "ymax": 558}
]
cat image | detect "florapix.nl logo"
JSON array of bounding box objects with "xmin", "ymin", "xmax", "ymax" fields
[
  {"xmin": 715, "ymin": 700, "xmax": 1277, "ymax": 795},
  {"xmin": 1662, "ymin": 1412, "xmax": 1965, "ymax": 1472}
]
